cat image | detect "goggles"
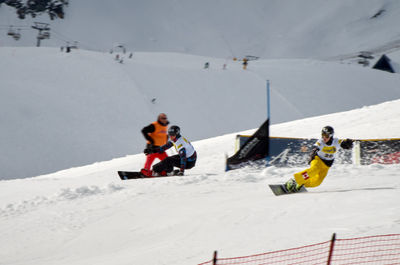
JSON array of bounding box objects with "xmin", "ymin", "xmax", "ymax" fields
[{"xmin": 322, "ymin": 132, "xmax": 332, "ymax": 138}]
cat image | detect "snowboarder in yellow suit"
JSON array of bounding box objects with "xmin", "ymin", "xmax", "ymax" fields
[{"xmin": 286, "ymin": 126, "xmax": 354, "ymax": 192}]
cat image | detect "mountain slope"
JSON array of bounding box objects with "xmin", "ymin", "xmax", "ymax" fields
[
  {"xmin": 1, "ymin": 47, "xmax": 400, "ymax": 180},
  {"xmin": 0, "ymin": 99, "xmax": 399, "ymax": 265},
  {"xmin": 1, "ymin": 0, "xmax": 400, "ymax": 58}
]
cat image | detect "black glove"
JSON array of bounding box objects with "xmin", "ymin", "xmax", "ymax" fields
[
  {"xmin": 308, "ymin": 148, "xmax": 318, "ymax": 165},
  {"xmin": 144, "ymin": 144, "xmax": 155, "ymax": 155},
  {"xmin": 156, "ymin": 147, "xmax": 164, "ymax": 153},
  {"xmin": 341, "ymin": 139, "xmax": 354, "ymax": 149}
]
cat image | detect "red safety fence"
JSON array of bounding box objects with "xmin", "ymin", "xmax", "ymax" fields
[{"xmin": 198, "ymin": 234, "xmax": 400, "ymax": 265}]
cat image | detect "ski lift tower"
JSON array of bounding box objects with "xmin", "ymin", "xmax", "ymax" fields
[{"xmin": 31, "ymin": 22, "xmax": 50, "ymax": 47}]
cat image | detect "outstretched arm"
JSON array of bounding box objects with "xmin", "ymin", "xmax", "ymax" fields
[
  {"xmin": 340, "ymin": 139, "xmax": 354, "ymax": 149},
  {"xmin": 159, "ymin": 141, "xmax": 173, "ymax": 153},
  {"xmin": 308, "ymin": 147, "xmax": 319, "ymax": 164}
]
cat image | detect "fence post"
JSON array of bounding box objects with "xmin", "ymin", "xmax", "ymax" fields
[
  {"xmin": 213, "ymin": 251, "xmax": 218, "ymax": 265},
  {"xmin": 327, "ymin": 233, "xmax": 336, "ymax": 265}
]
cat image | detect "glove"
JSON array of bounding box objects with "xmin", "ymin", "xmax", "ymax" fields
[
  {"xmin": 308, "ymin": 148, "xmax": 318, "ymax": 165},
  {"xmin": 144, "ymin": 148, "xmax": 151, "ymax": 155},
  {"xmin": 341, "ymin": 139, "xmax": 354, "ymax": 149},
  {"xmin": 156, "ymin": 147, "xmax": 164, "ymax": 153},
  {"xmin": 144, "ymin": 144, "xmax": 155, "ymax": 155}
]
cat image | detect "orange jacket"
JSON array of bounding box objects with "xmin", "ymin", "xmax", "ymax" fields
[{"xmin": 147, "ymin": 121, "xmax": 168, "ymax": 146}]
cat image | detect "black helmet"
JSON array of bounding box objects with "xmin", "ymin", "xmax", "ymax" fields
[
  {"xmin": 168, "ymin": 125, "xmax": 180, "ymax": 137},
  {"xmin": 321, "ymin": 126, "xmax": 334, "ymax": 138}
]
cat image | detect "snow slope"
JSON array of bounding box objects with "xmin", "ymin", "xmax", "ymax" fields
[
  {"xmin": 1, "ymin": 1, "xmax": 400, "ymax": 263},
  {"xmin": 0, "ymin": 99, "xmax": 399, "ymax": 265},
  {"xmin": 2, "ymin": 0, "xmax": 400, "ymax": 59},
  {"xmin": 2, "ymin": 0, "xmax": 400, "ymax": 180},
  {"xmin": 2, "ymin": 47, "xmax": 400, "ymax": 180}
]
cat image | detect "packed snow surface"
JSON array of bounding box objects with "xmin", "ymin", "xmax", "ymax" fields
[
  {"xmin": 1, "ymin": 1, "xmax": 400, "ymax": 263},
  {"xmin": 0, "ymin": 99, "xmax": 399, "ymax": 265}
]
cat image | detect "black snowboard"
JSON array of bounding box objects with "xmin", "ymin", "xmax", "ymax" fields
[
  {"xmin": 118, "ymin": 171, "xmax": 144, "ymax": 180},
  {"xmin": 269, "ymin": 184, "xmax": 307, "ymax": 196},
  {"xmin": 118, "ymin": 170, "xmax": 181, "ymax": 180}
]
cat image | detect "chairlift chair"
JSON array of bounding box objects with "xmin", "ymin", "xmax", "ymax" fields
[
  {"xmin": 42, "ymin": 31, "xmax": 50, "ymax": 38},
  {"xmin": 7, "ymin": 26, "xmax": 15, "ymax": 36},
  {"xmin": 39, "ymin": 31, "xmax": 50, "ymax": 39}
]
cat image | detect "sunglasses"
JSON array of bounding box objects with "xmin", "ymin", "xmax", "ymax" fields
[{"xmin": 160, "ymin": 117, "xmax": 168, "ymax": 120}]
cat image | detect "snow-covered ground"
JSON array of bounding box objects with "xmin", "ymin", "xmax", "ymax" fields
[
  {"xmin": 2, "ymin": 47, "xmax": 400, "ymax": 180},
  {"xmin": 2, "ymin": 0, "xmax": 400, "ymax": 180},
  {"xmin": 1, "ymin": 1, "xmax": 400, "ymax": 263},
  {"xmin": 0, "ymin": 99, "xmax": 399, "ymax": 265}
]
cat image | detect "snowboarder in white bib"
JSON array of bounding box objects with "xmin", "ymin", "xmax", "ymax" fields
[
  {"xmin": 152, "ymin": 125, "xmax": 197, "ymax": 176},
  {"xmin": 285, "ymin": 126, "xmax": 354, "ymax": 192}
]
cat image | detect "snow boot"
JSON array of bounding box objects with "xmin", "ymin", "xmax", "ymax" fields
[
  {"xmin": 140, "ymin": 168, "xmax": 153, "ymax": 177},
  {"xmin": 285, "ymin": 178, "xmax": 303, "ymax": 193},
  {"xmin": 170, "ymin": 169, "xmax": 181, "ymax": 176},
  {"xmin": 152, "ymin": 170, "xmax": 167, "ymax": 177}
]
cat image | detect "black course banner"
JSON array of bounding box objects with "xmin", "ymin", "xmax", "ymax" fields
[{"xmin": 226, "ymin": 119, "xmax": 269, "ymax": 170}]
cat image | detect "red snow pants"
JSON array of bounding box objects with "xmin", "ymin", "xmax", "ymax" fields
[{"xmin": 143, "ymin": 152, "xmax": 168, "ymax": 172}]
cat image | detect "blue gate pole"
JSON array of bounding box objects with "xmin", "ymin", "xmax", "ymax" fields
[
  {"xmin": 266, "ymin": 80, "xmax": 271, "ymax": 166},
  {"xmin": 267, "ymin": 80, "xmax": 270, "ymax": 119}
]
